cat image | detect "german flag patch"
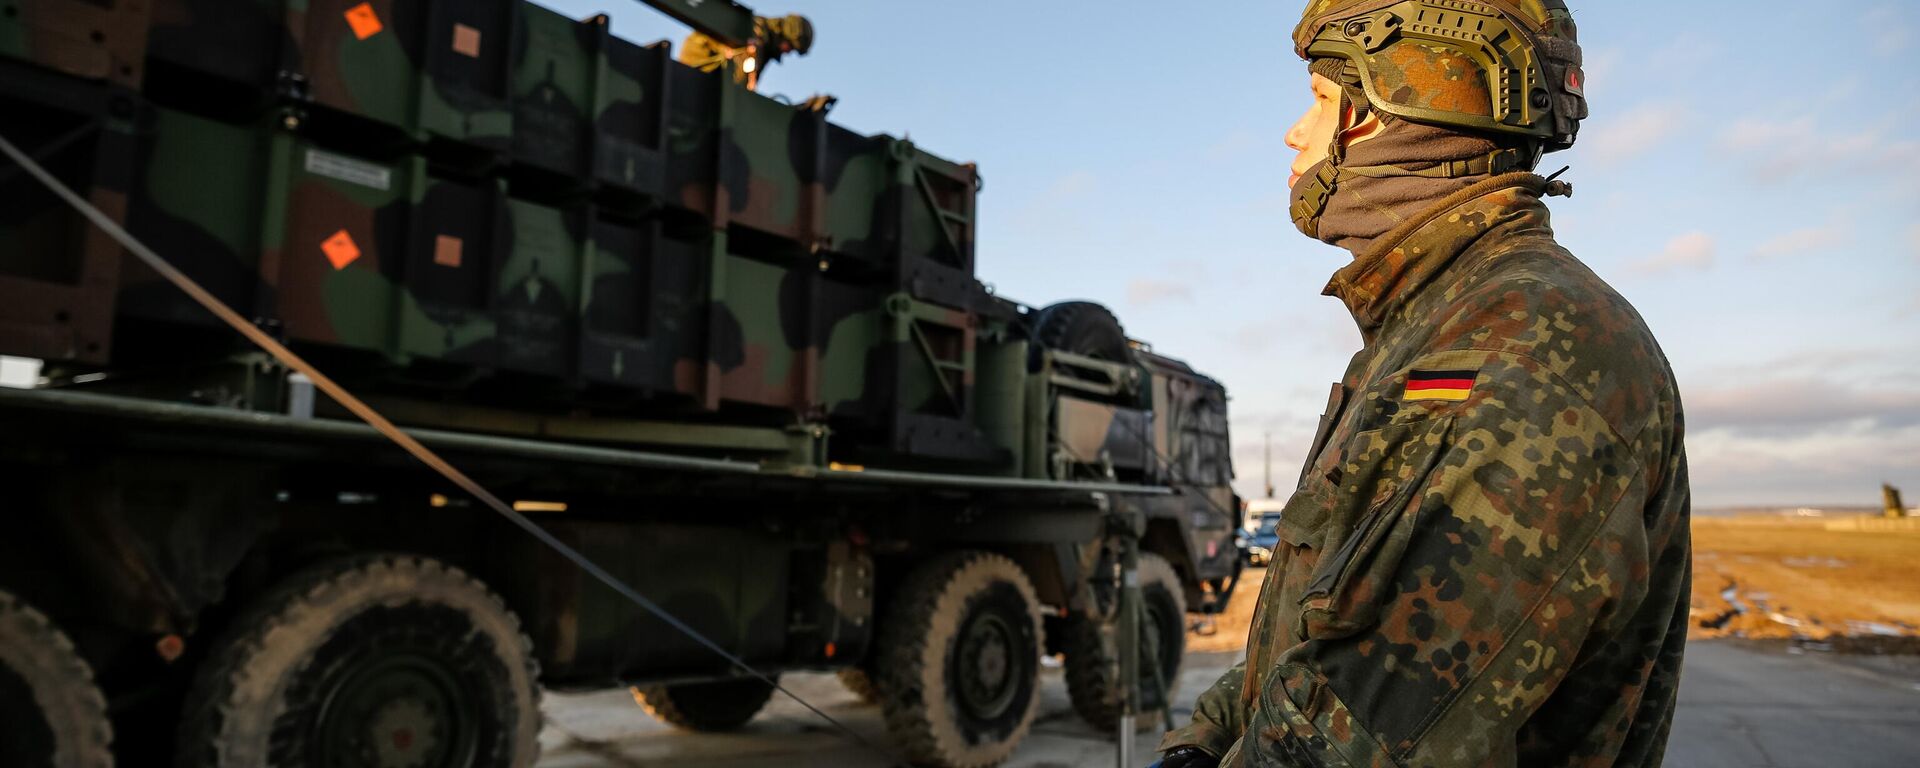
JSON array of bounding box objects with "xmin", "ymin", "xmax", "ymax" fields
[{"xmin": 1405, "ymin": 369, "xmax": 1477, "ymax": 402}]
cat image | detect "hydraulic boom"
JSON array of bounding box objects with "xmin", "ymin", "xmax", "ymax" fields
[{"xmin": 638, "ymin": 0, "xmax": 761, "ymax": 48}]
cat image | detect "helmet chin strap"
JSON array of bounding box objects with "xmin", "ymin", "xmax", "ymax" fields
[
  {"xmin": 1290, "ymin": 85, "xmax": 1535, "ymax": 242},
  {"xmin": 1290, "ymin": 90, "xmax": 1359, "ymax": 240}
]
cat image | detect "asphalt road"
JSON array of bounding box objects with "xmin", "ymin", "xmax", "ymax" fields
[
  {"xmin": 537, "ymin": 640, "xmax": 1920, "ymax": 767},
  {"xmin": 1666, "ymin": 640, "xmax": 1920, "ymax": 768}
]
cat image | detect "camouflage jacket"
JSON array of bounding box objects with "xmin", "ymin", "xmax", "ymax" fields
[{"xmin": 1161, "ymin": 174, "xmax": 1691, "ymax": 767}]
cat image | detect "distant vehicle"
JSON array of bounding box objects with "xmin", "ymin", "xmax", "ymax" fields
[
  {"xmin": 1246, "ymin": 512, "xmax": 1284, "ymax": 567},
  {"xmin": 1242, "ymin": 498, "xmax": 1285, "ymax": 566},
  {"xmin": 1245, "ymin": 497, "xmax": 1285, "ymax": 531}
]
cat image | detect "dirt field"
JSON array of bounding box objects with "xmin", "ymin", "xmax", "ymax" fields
[
  {"xmin": 1692, "ymin": 515, "xmax": 1920, "ymax": 643},
  {"xmin": 1189, "ymin": 567, "xmax": 1262, "ymax": 653},
  {"xmin": 1190, "ymin": 514, "xmax": 1920, "ymax": 651}
]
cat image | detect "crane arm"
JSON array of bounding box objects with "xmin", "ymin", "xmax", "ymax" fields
[{"xmin": 636, "ymin": 0, "xmax": 760, "ymax": 49}]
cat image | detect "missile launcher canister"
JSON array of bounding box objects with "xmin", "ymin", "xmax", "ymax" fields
[
  {"xmin": 4, "ymin": 0, "xmax": 1011, "ymax": 467},
  {"xmin": 0, "ymin": 2, "xmax": 1243, "ymax": 765}
]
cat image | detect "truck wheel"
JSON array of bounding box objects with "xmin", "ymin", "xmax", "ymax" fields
[
  {"xmin": 632, "ymin": 677, "xmax": 777, "ymax": 731},
  {"xmin": 1028, "ymin": 301, "xmax": 1131, "ymax": 370},
  {"xmin": 0, "ymin": 590, "xmax": 113, "ymax": 768},
  {"xmin": 176, "ymin": 555, "xmax": 541, "ymax": 768},
  {"xmin": 876, "ymin": 551, "xmax": 1042, "ymax": 768},
  {"xmin": 1064, "ymin": 552, "xmax": 1187, "ymax": 732},
  {"xmin": 835, "ymin": 667, "xmax": 882, "ymax": 705}
]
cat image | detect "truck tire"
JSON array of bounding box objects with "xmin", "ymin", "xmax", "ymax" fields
[
  {"xmin": 0, "ymin": 590, "xmax": 113, "ymax": 768},
  {"xmin": 176, "ymin": 555, "xmax": 541, "ymax": 768},
  {"xmin": 835, "ymin": 667, "xmax": 882, "ymax": 705},
  {"xmin": 632, "ymin": 677, "xmax": 777, "ymax": 731},
  {"xmin": 1028, "ymin": 301, "xmax": 1131, "ymax": 370},
  {"xmin": 1063, "ymin": 552, "xmax": 1187, "ymax": 732},
  {"xmin": 876, "ymin": 551, "xmax": 1042, "ymax": 768}
]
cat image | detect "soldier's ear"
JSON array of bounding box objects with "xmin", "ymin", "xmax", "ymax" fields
[{"xmin": 1340, "ymin": 108, "xmax": 1386, "ymax": 149}]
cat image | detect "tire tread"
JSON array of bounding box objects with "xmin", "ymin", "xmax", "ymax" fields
[
  {"xmin": 875, "ymin": 550, "xmax": 1043, "ymax": 768},
  {"xmin": 1062, "ymin": 552, "xmax": 1186, "ymax": 732},
  {"xmin": 632, "ymin": 678, "xmax": 776, "ymax": 732},
  {"xmin": 0, "ymin": 590, "xmax": 113, "ymax": 768},
  {"xmin": 174, "ymin": 555, "xmax": 541, "ymax": 768}
]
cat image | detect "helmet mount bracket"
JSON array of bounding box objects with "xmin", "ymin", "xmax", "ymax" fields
[{"xmin": 1344, "ymin": 12, "xmax": 1405, "ymax": 53}]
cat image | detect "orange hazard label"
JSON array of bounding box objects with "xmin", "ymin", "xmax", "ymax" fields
[
  {"xmin": 433, "ymin": 235, "xmax": 463, "ymax": 268},
  {"xmin": 451, "ymin": 23, "xmax": 483, "ymax": 58},
  {"xmin": 322, "ymin": 230, "xmax": 362, "ymax": 270},
  {"xmin": 344, "ymin": 3, "xmax": 384, "ymax": 41}
]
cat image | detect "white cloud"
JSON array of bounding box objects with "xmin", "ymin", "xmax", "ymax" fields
[
  {"xmin": 1628, "ymin": 231, "xmax": 1716, "ymax": 276},
  {"xmin": 1679, "ymin": 368, "xmax": 1920, "ymax": 506},
  {"xmin": 1752, "ymin": 218, "xmax": 1855, "ymax": 259},
  {"xmin": 1583, "ymin": 102, "xmax": 1682, "ymax": 165},
  {"xmin": 1703, "ymin": 347, "xmax": 1920, "ymax": 386},
  {"xmin": 1720, "ymin": 117, "xmax": 1920, "ymax": 183},
  {"xmin": 1686, "ymin": 378, "xmax": 1920, "ymax": 435},
  {"xmin": 1869, "ymin": 5, "xmax": 1912, "ymax": 55},
  {"xmin": 1126, "ymin": 279, "xmax": 1193, "ymax": 307},
  {"xmin": 1687, "ymin": 421, "xmax": 1920, "ymax": 508}
]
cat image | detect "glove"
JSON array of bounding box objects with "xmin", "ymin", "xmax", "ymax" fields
[{"xmin": 1154, "ymin": 746, "xmax": 1220, "ymax": 768}]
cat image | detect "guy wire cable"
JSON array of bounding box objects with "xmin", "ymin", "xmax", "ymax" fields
[{"xmin": 0, "ymin": 132, "xmax": 907, "ymax": 768}]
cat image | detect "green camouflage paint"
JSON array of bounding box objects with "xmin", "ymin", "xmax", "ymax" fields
[
  {"xmin": 510, "ymin": 6, "xmax": 663, "ymax": 198},
  {"xmin": 9, "ymin": 0, "xmax": 1218, "ymax": 481},
  {"xmin": 138, "ymin": 0, "xmax": 514, "ymax": 158},
  {"xmin": 296, "ymin": 0, "xmax": 513, "ymax": 156}
]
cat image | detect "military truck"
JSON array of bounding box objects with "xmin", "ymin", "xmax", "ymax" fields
[{"xmin": 0, "ymin": 1, "xmax": 1240, "ymax": 766}]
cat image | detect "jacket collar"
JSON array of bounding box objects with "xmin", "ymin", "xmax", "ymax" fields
[{"xmin": 1323, "ymin": 173, "xmax": 1554, "ymax": 334}]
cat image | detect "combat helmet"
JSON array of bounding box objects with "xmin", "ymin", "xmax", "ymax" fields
[
  {"xmin": 1295, "ymin": 0, "xmax": 1587, "ymax": 151},
  {"xmin": 759, "ymin": 13, "xmax": 814, "ymax": 56},
  {"xmin": 1289, "ymin": 0, "xmax": 1588, "ymax": 237}
]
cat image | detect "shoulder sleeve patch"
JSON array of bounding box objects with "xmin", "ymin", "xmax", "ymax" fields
[{"xmin": 1404, "ymin": 369, "xmax": 1477, "ymax": 402}]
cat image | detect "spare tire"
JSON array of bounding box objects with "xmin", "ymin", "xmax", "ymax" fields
[{"xmin": 1027, "ymin": 301, "xmax": 1131, "ymax": 371}]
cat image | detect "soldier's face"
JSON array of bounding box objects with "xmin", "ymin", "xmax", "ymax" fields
[{"xmin": 1285, "ymin": 73, "xmax": 1380, "ymax": 189}]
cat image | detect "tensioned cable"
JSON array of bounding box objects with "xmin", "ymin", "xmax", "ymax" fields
[
  {"xmin": 0, "ymin": 133, "xmax": 906, "ymax": 767},
  {"xmin": 1085, "ymin": 388, "xmax": 1241, "ymax": 532}
]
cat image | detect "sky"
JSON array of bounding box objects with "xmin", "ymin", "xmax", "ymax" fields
[{"xmin": 8, "ymin": 0, "xmax": 1915, "ymax": 508}]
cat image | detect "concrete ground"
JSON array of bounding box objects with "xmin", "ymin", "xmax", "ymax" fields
[
  {"xmin": 1666, "ymin": 640, "xmax": 1920, "ymax": 768},
  {"xmin": 538, "ymin": 640, "xmax": 1920, "ymax": 767},
  {"xmin": 536, "ymin": 652, "xmax": 1222, "ymax": 767}
]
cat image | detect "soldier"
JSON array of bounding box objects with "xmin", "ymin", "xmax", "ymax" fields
[
  {"xmin": 1156, "ymin": 1, "xmax": 1692, "ymax": 766},
  {"xmin": 678, "ymin": 13, "xmax": 814, "ymax": 91}
]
